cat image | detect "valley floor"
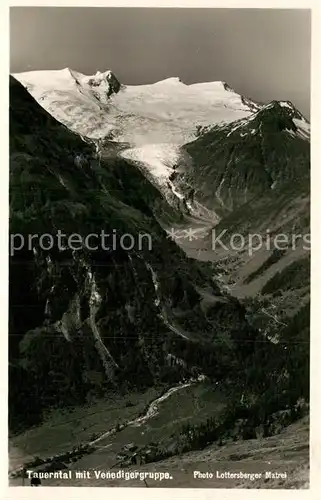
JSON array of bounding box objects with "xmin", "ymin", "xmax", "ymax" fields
[{"xmin": 9, "ymin": 379, "xmax": 309, "ymax": 489}]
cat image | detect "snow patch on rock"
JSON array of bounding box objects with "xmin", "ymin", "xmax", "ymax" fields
[
  {"xmin": 293, "ymin": 118, "xmax": 310, "ymax": 141},
  {"xmin": 120, "ymin": 143, "xmax": 187, "ymax": 202}
]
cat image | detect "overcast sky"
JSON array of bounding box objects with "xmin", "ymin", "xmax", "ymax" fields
[{"xmin": 10, "ymin": 8, "xmax": 311, "ymax": 118}]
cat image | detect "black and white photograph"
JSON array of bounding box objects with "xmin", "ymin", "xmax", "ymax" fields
[{"xmin": 8, "ymin": 5, "xmax": 311, "ymax": 490}]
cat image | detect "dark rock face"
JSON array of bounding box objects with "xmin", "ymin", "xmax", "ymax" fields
[
  {"xmin": 176, "ymin": 100, "xmax": 310, "ymax": 218},
  {"xmin": 105, "ymin": 71, "xmax": 121, "ymax": 96},
  {"xmin": 86, "ymin": 70, "xmax": 121, "ymax": 97},
  {"xmin": 9, "ymin": 76, "xmax": 259, "ymax": 432}
]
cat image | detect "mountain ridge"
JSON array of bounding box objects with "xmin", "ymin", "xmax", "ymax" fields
[
  {"xmin": 12, "ymin": 68, "xmax": 309, "ymax": 217},
  {"xmin": 12, "ymin": 67, "xmax": 259, "ymax": 142},
  {"xmin": 9, "ymin": 75, "xmax": 263, "ymax": 432}
]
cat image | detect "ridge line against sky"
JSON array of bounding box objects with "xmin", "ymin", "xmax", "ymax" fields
[{"xmin": 10, "ymin": 7, "xmax": 311, "ymax": 117}]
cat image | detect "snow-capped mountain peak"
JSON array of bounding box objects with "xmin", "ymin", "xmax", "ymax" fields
[
  {"xmin": 152, "ymin": 76, "xmax": 183, "ymax": 85},
  {"xmin": 12, "ymin": 68, "xmax": 122, "ymax": 138},
  {"xmin": 74, "ymin": 69, "xmax": 121, "ymax": 96},
  {"xmin": 13, "ymin": 68, "xmax": 258, "ymax": 142},
  {"xmin": 11, "ymin": 67, "xmax": 265, "ymax": 208},
  {"xmin": 13, "ymin": 67, "xmax": 121, "ymax": 99},
  {"xmin": 12, "ymin": 67, "xmax": 309, "ymax": 211}
]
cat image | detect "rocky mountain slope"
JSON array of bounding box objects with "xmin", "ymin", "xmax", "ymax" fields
[
  {"xmin": 9, "ymin": 71, "xmax": 310, "ymax": 487},
  {"xmin": 175, "ymin": 99, "xmax": 310, "ymax": 343},
  {"xmin": 9, "ymin": 76, "xmax": 264, "ymax": 432},
  {"xmin": 179, "ymin": 100, "xmax": 309, "ymax": 215}
]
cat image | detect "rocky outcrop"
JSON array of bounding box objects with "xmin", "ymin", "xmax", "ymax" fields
[{"xmin": 84, "ymin": 70, "xmax": 121, "ymax": 98}]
